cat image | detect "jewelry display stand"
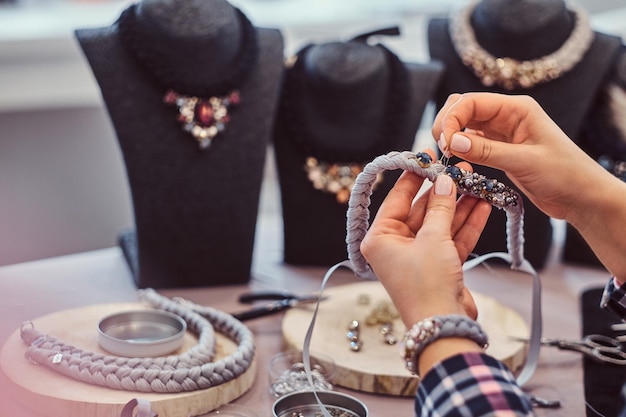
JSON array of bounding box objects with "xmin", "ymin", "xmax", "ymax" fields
[
  {"xmin": 273, "ymin": 29, "xmax": 443, "ymax": 266},
  {"xmin": 428, "ymin": 0, "xmax": 624, "ymax": 269},
  {"xmin": 76, "ymin": 0, "xmax": 284, "ymax": 288}
]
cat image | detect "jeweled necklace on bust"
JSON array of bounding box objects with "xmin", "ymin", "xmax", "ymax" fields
[
  {"xmin": 449, "ymin": 1, "xmax": 594, "ymax": 90},
  {"xmin": 281, "ymin": 31, "xmax": 409, "ymax": 204},
  {"xmin": 117, "ymin": 4, "xmax": 259, "ymax": 150}
]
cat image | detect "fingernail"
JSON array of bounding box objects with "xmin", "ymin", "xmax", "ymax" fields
[
  {"xmin": 438, "ymin": 133, "xmax": 451, "ymax": 158},
  {"xmin": 434, "ymin": 174, "xmax": 453, "ymax": 196},
  {"xmin": 450, "ymin": 133, "xmax": 472, "ymax": 153}
]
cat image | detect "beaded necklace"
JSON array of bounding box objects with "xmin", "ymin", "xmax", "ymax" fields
[
  {"xmin": 449, "ymin": 1, "xmax": 593, "ymax": 90},
  {"xmin": 281, "ymin": 33, "xmax": 409, "ymax": 203},
  {"xmin": 117, "ymin": 4, "xmax": 259, "ymax": 149}
]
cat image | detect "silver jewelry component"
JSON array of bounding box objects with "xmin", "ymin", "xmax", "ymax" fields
[
  {"xmin": 346, "ymin": 320, "xmax": 363, "ymax": 351},
  {"xmin": 449, "ymin": 1, "xmax": 593, "ymax": 90},
  {"xmin": 380, "ymin": 322, "xmax": 398, "ymax": 345},
  {"xmin": 348, "ymin": 320, "xmax": 360, "ymax": 331},
  {"xmin": 349, "ymin": 340, "xmax": 363, "ymax": 352},
  {"xmin": 401, "ymin": 315, "xmax": 488, "ymax": 375},
  {"xmin": 269, "ymin": 362, "xmax": 333, "ymax": 398}
]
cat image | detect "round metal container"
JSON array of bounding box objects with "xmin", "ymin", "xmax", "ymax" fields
[
  {"xmin": 97, "ymin": 310, "xmax": 187, "ymax": 357},
  {"xmin": 272, "ymin": 391, "xmax": 368, "ymax": 417}
]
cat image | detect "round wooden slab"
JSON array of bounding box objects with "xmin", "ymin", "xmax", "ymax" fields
[
  {"xmin": 1, "ymin": 303, "xmax": 256, "ymax": 417},
  {"xmin": 282, "ymin": 281, "xmax": 528, "ymax": 396}
]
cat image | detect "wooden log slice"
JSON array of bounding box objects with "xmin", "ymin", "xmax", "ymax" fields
[
  {"xmin": 281, "ymin": 281, "xmax": 528, "ymax": 396},
  {"xmin": 0, "ymin": 303, "xmax": 256, "ymax": 417}
]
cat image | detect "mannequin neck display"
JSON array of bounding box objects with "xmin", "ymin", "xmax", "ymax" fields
[
  {"xmin": 115, "ymin": 0, "xmax": 259, "ymax": 149},
  {"xmin": 273, "ymin": 29, "xmax": 443, "ymax": 265},
  {"xmin": 75, "ymin": 0, "xmax": 284, "ymax": 287},
  {"xmin": 449, "ymin": 0, "xmax": 593, "ymax": 90},
  {"xmin": 283, "ymin": 39, "xmax": 409, "ymax": 163},
  {"xmin": 117, "ymin": 0, "xmax": 258, "ymax": 96},
  {"xmin": 470, "ymin": 0, "xmax": 575, "ymax": 60}
]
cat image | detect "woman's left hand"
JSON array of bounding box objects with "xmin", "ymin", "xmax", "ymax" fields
[{"xmin": 360, "ymin": 151, "xmax": 492, "ymax": 327}]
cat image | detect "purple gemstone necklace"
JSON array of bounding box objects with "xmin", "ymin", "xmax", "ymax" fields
[{"xmin": 116, "ymin": 4, "xmax": 258, "ymax": 149}]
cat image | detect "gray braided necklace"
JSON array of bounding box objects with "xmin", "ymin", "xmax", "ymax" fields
[{"xmin": 20, "ymin": 288, "xmax": 255, "ymax": 393}]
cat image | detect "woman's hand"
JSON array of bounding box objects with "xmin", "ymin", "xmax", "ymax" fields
[
  {"xmin": 432, "ymin": 92, "xmax": 626, "ymax": 283},
  {"xmin": 360, "ymin": 152, "xmax": 491, "ymax": 328},
  {"xmin": 432, "ymin": 92, "xmax": 612, "ymax": 222}
]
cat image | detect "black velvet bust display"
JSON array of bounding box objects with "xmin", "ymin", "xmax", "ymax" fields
[
  {"xmin": 274, "ymin": 31, "xmax": 443, "ymax": 266},
  {"xmin": 428, "ymin": 0, "xmax": 624, "ymax": 269},
  {"xmin": 75, "ymin": 0, "xmax": 284, "ymax": 288}
]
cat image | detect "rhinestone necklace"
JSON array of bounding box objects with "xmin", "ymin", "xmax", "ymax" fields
[
  {"xmin": 449, "ymin": 1, "xmax": 594, "ymax": 90},
  {"xmin": 117, "ymin": 4, "xmax": 259, "ymax": 149},
  {"xmin": 281, "ymin": 40, "xmax": 409, "ymax": 203}
]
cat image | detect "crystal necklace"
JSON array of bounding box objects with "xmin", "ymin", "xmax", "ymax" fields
[
  {"xmin": 449, "ymin": 1, "xmax": 594, "ymax": 90},
  {"xmin": 117, "ymin": 4, "xmax": 259, "ymax": 149},
  {"xmin": 281, "ymin": 37, "xmax": 409, "ymax": 203}
]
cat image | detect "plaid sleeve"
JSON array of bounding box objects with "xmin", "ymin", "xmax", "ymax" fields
[
  {"xmin": 416, "ymin": 352, "xmax": 534, "ymax": 416},
  {"xmin": 601, "ymin": 277, "xmax": 626, "ymax": 320}
]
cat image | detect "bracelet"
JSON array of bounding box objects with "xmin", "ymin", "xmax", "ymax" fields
[{"xmin": 401, "ymin": 315, "xmax": 488, "ymax": 375}]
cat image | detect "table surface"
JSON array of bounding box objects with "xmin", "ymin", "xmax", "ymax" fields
[{"xmin": 0, "ymin": 209, "xmax": 612, "ymax": 416}]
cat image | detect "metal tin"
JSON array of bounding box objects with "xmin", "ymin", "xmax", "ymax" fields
[
  {"xmin": 97, "ymin": 310, "xmax": 187, "ymax": 357},
  {"xmin": 272, "ymin": 391, "xmax": 368, "ymax": 417}
]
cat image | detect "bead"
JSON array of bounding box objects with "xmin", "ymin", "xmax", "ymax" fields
[
  {"xmin": 349, "ymin": 340, "xmax": 363, "ymax": 352},
  {"xmin": 384, "ymin": 334, "xmax": 398, "ymax": 345},
  {"xmin": 194, "ymin": 101, "xmax": 214, "ymax": 126},
  {"xmin": 414, "ymin": 152, "xmax": 432, "ymax": 168},
  {"xmin": 444, "ymin": 165, "xmax": 463, "ymax": 180},
  {"xmin": 346, "ymin": 330, "xmax": 359, "ymax": 342},
  {"xmin": 163, "ymin": 89, "xmax": 178, "ymax": 104},
  {"xmin": 401, "ymin": 315, "xmax": 487, "ymax": 375},
  {"xmin": 163, "ymin": 89, "xmax": 240, "ymax": 149}
]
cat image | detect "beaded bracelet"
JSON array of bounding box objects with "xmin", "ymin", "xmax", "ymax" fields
[{"xmin": 401, "ymin": 315, "xmax": 489, "ymax": 376}]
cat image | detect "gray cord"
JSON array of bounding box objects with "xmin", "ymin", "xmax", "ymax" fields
[{"xmin": 20, "ymin": 289, "xmax": 255, "ymax": 393}]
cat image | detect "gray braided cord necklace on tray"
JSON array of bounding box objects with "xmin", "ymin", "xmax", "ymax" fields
[
  {"xmin": 19, "ymin": 288, "xmax": 255, "ymax": 393},
  {"xmin": 302, "ymin": 151, "xmax": 542, "ymax": 417}
]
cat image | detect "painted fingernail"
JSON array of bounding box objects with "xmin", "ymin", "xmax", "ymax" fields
[
  {"xmin": 434, "ymin": 174, "xmax": 453, "ymax": 196},
  {"xmin": 450, "ymin": 133, "xmax": 472, "ymax": 153},
  {"xmin": 438, "ymin": 133, "xmax": 451, "ymax": 158}
]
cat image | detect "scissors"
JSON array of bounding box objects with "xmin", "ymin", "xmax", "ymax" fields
[
  {"xmin": 513, "ymin": 334, "xmax": 626, "ymax": 365},
  {"xmin": 231, "ymin": 291, "xmax": 325, "ymax": 321}
]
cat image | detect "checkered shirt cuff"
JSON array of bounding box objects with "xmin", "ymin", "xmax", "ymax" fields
[{"xmin": 601, "ymin": 277, "xmax": 626, "ymax": 321}]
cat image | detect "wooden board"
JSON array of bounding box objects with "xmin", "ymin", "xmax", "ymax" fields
[
  {"xmin": 282, "ymin": 281, "xmax": 528, "ymax": 396},
  {"xmin": 0, "ymin": 303, "xmax": 256, "ymax": 417}
]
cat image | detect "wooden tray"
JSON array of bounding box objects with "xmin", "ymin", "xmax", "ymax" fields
[
  {"xmin": 0, "ymin": 303, "xmax": 256, "ymax": 417},
  {"xmin": 282, "ymin": 281, "xmax": 528, "ymax": 396}
]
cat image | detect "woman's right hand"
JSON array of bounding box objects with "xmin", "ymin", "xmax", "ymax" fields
[
  {"xmin": 433, "ymin": 92, "xmax": 626, "ymax": 281},
  {"xmin": 432, "ymin": 92, "xmax": 614, "ymax": 223}
]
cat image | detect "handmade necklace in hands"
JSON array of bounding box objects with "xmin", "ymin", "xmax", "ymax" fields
[
  {"xmin": 117, "ymin": 4, "xmax": 259, "ymax": 149},
  {"xmin": 301, "ymin": 151, "xmax": 543, "ymax": 417},
  {"xmin": 281, "ymin": 30, "xmax": 410, "ymax": 203}
]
